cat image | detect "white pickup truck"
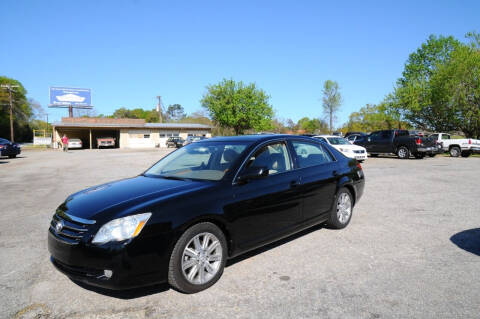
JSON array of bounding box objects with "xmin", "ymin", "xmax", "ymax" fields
[{"xmin": 429, "ymin": 133, "xmax": 480, "ymax": 157}]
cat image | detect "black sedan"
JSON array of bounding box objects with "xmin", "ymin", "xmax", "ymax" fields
[
  {"xmin": 48, "ymin": 135, "xmax": 365, "ymax": 293},
  {"xmin": 0, "ymin": 138, "xmax": 21, "ymax": 158}
]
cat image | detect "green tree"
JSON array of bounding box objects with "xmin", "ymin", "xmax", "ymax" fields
[
  {"xmin": 297, "ymin": 117, "xmax": 329, "ymax": 134},
  {"xmin": 342, "ymin": 103, "xmax": 411, "ymax": 133},
  {"xmin": 166, "ymin": 104, "xmax": 186, "ymax": 122},
  {"xmin": 394, "ymin": 35, "xmax": 461, "ymax": 131},
  {"xmin": 201, "ymin": 79, "xmax": 273, "ymax": 135},
  {"xmin": 429, "ymin": 44, "xmax": 480, "ymax": 137},
  {"xmin": 322, "ymin": 80, "xmax": 342, "ymax": 133},
  {"xmin": 0, "ymin": 76, "xmax": 33, "ymax": 142}
]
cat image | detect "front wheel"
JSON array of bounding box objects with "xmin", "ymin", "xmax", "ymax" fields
[
  {"xmin": 326, "ymin": 188, "xmax": 353, "ymax": 229},
  {"xmin": 414, "ymin": 153, "xmax": 425, "ymax": 159},
  {"xmin": 428, "ymin": 154, "xmax": 436, "ymax": 157},
  {"xmin": 168, "ymin": 222, "xmax": 227, "ymax": 294},
  {"xmin": 450, "ymin": 146, "xmax": 461, "ymax": 157},
  {"xmin": 397, "ymin": 146, "xmax": 410, "ymax": 159}
]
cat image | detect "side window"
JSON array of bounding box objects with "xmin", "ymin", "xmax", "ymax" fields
[
  {"xmin": 292, "ymin": 141, "xmax": 333, "ymax": 169},
  {"xmin": 381, "ymin": 131, "xmax": 392, "ymax": 139},
  {"xmin": 369, "ymin": 132, "xmax": 381, "ymax": 141},
  {"xmin": 245, "ymin": 142, "xmax": 291, "ymax": 175},
  {"xmin": 443, "ymin": 134, "xmax": 451, "ymax": 139}
]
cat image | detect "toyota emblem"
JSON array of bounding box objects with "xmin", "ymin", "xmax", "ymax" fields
[{"xmin": 55, "ymin": 220, "xmax": 64, "ymax": 233}]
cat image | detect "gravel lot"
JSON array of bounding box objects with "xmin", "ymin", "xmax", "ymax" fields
[{"xmin": 1, "ymin": 148, "xmax": 479, "ymax": 319}]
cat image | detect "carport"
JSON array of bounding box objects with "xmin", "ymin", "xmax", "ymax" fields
[
  {"xmin": 54, "ymin": 127, "xmax": 120, "ymax": 149},
  {"xmin": 52, "ymin": 117, "xmax": 212, "ymax": 149}
]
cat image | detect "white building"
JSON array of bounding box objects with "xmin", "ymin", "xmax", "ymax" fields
[{"xmin": 52, "ymin": 118, "xmax": 212, "ymax": 149}]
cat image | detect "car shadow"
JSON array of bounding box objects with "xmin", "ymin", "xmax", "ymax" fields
[
  {"xmin": 450, "ymin": 228, "xmax": 480, "ymax": 256},
  {"xmin": 0, "ymin": 160, "xmax": 8, "ymax": 164},
  {"xmin": 71, "ymin": 279, "xmax": 170, "ymax": 299},
  {"xmin": 70, "ymin": 224, "xmax": 326, "ymax": 298},
  {"xmin": 226, "ymin": 224, "xmax": 324, "ymax": 267}
]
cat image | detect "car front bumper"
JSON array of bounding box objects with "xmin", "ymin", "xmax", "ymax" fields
[
  {"xmin": 48, "ymin": 228, "xmax": 170, "ymax": 290},
  {"xmin": 1, "ymin": 148, "xmax": 21, "ymax": 156}
]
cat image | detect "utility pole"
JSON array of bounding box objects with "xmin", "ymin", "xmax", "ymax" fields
[
  {"xmin": 1, "ymin": 84, "xmax": 19, "ymax": 142},
  {"xmin": 156, "ymin": 96, "xmax": 163, "ymax": 123}
]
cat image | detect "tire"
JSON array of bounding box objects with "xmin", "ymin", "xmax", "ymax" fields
[
  {"xmin": 461, "ymin": 151, "xmax": 472, "ymax": 158},
  {"xmin": 414, "ymin": 153, "xmax": 425, "ymax": 159},
  {"xmin": 8, "ymin": 154, "xmax": 16, "ymax": 158},
  {"xmin": 326, "ymin": 188, "xmax": 353, "ymax": 229},
  {"xmin": 168, "ymin": 222, "xmax": 227, "ymax": 294},
  {"xmin": 369, "ymin": 154, "xmax": 378, "ymax": 157},
  {"xmin": 397, "ymin": 146, "xmax": 410, "ymax": 159},
  {"xmin": 428, "ymin": 154, "xmax": 436, "ymax": 157},
  {"xmin": 450, "ymin": 146, "xmax": 461, "ymax": 157}
]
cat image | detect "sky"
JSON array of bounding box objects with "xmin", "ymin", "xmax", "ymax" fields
[{"xmin": 1, "ymin": 0, "xmax": 479, "ymax": 127}]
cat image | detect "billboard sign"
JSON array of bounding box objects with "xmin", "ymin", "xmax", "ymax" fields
[{"xmin": 50, "ymin": 87, "xmax": 91, "ymax": 106}]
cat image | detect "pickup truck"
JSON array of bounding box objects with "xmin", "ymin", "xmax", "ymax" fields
[
  {"xmin": 354, "ymin": 129, "xmax": 436, "ymax": 159},
  {"xmin": 429, "ymin": 133, "xmax": 480, "ymax": 157}
]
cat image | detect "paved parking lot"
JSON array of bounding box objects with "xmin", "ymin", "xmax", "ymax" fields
[{"xmin": 1, "ymin": 149, "xmax": 480, "ymax": 319}]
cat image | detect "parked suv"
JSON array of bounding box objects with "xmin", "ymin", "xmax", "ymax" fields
[
  {"xmin": 166, "ymin": 137, "xmax": 185, "ymax": 148},
  {"xmin": 354, "ymin": 129, "xmax": 436, "ymax": 159}
]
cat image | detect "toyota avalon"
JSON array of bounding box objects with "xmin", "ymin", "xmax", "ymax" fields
[{"xmin": 48, "ymin": 134, "xmax": 364, "ymax": 293}]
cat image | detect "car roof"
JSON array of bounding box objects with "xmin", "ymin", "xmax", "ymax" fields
[
  {"xmin": 313, "ymin": 135, "xmax": 343, "ymax": 138},
  {"xmin": 204, "ymin": 134, "xmax": 316, "ymax": 143}
]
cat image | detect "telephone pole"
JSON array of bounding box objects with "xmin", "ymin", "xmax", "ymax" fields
[
  {"xmin": 156, "ymin": 96, "xmax": 163, "ymax": 123},
  {"xmin": 1, "ymin": 84, "xmax": 19, "ymax": 142}
]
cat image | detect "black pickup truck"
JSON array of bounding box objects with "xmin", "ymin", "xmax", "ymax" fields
[{"xmin": 354, "ymin": 129, "xmax": 436, "ymax": 159}]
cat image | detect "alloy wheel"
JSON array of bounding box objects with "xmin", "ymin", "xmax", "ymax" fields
[
  {"xmin": 336, "ymin": 193, "xmax": 352, "ymax": 224},
  {"xmin": 181, "ymin": 232, "xmax": 223, "ymax": 285}
]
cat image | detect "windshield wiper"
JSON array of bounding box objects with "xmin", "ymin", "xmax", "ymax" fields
[{"xmin": 158, "ymin": 175, "xmax": 187, "ymax": 181}]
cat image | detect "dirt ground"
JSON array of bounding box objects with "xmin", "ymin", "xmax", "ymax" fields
[{"xmin": 1, "ymin": 148, "xmax": 479, "ymax": 319}]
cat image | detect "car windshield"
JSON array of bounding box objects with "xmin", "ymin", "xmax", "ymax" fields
[
  {"xmin": 144, "ymin": 141, "xmax": 249, "ymax": 181},
  {"xmin": 327, "ymin": 137, "xmax": 350, "ymax": 145}
]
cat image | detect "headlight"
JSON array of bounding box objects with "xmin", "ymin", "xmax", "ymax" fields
[
  {"xmin": 339, "ymin": 148, "xmax": 351, "ymax": 152},
  {"xmin": 92, "ymin": 212, "xmax": 151, "ymax": 245}
]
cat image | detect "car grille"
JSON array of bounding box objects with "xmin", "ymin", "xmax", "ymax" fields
[
  {"xmin": 49, "ymin": 213, "xmax": 95, "ymax": 245},
  {"xmin": 353, "ymin": 150, "xmax": 365, "ymax": 154}
]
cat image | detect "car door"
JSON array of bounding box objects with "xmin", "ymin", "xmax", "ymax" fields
[
  {"xmin": 365, "ymin": 131, "xmax": 381, "ymax": 152},
  {"xmin": 377, "ymin": 130, "xmax": 394, "ymax": 153},
  {"xmin": 225, "ymin": 141, "xmax": 303, "ymax": 249},
  {"xmin": 289, "ymin": 140, "xmax": 338, "ymax": 222}
]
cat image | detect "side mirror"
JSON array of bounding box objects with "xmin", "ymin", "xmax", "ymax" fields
[{"xmin": 237, "ymin": 166, "xmax": 269, "ymax": 183}]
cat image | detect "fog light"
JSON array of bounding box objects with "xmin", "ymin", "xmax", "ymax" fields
[{"xmin": 104, "ymin": 270, "xmax": 113, "ymax": 278}]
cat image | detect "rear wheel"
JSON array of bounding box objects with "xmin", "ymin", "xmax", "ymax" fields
[
  {"xmin": 168, "ymin": 222, "xmax": 227, "ymax": 294},
  {"xmin": 8, "ymin": 154, "xmax": 16, "ymax": 158},
  {"xmin": 428, "ymin": 153, "xmax": 436, "ymax": 157},
  {"xmin": 397, "ymin": 146, "xmax": 410, "ymax": 159},
  {"xmin": 461, "ymin": 151, "xmax": 472, "ymax": 158},
  {"xmin": 414, "ymin": 153, "xmax": 425, "ymax": 159},
  {"xmin": 450, "ymin": 146, "xmax": 461, "ymax": 157},
  {"xmin": 327, "ymin": 188, "xmax": 353, "ymax": 229}
]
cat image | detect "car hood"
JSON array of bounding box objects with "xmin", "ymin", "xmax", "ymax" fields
[
  {"xmin": 332, "ymin": 144, "xmax": 366, "ymax": 151},
  {"xmin": 58, "ymin": 175, "xmax": 212, "ymax": 221}
]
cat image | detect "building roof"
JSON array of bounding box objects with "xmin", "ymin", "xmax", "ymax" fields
[{"xmin": 52, "ymin": 121, "xmax": 212, "ymax": 130}]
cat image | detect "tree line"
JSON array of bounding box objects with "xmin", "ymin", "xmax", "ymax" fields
[
  {"xmin": 2, "ymin": 31, "xmax": 478, "ymax": 141},
  {"xmin": 343, "ymin": 32, "xmax": 480, "ymax": 137}
]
